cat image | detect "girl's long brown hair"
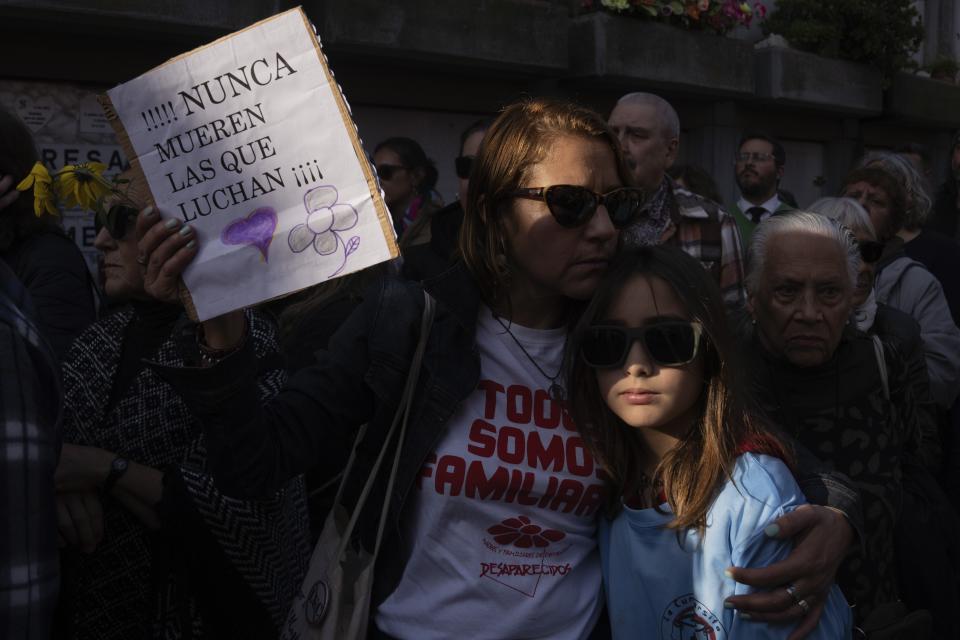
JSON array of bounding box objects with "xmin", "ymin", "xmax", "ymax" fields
[{"xmin": 566, "ymin": 245, "xmax": 789, "ymax": 535}]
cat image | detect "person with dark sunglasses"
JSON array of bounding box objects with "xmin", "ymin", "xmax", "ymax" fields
[
  {"xmin": 372, "ymin": 136, "xmax": 443, "ymax": 238},
  {"xmin": 55, "ymin": 170, "xmax": 309, "ymax": 638},
  {"xmin": 808, "ymin": 197, "xmax": 958, "ymax": 636},
  {"xmin": 841, "ymin": 166, "xmax": 960, "ymax": 412},
  {"xmin": 92, "ymin": 200, "xmax": 155, "ymax": 303},
  {"xmin": 94, "ymin": 202, "xmax": 140, "ymax": 239},
  {"xmin": 454, "ymin": 120, "xmax": 488, "ymax": 205},
  {"xmin": 137, "ymin": 98, "xmax": 858, "ymax": 640},
  {"xmin": 808, "ymin": 196, "xmax": 938, "ymax": 457},
  {"xmin": 566, "ymin": 245, "xmax": 852, "ymax": 639},
  {"xmin": 807, "ymin": 198, "xmax": 888, "ymax": 329},
  {"xmin": 402, "ymin": 119, "xmax": 491, "ymax": 282}
]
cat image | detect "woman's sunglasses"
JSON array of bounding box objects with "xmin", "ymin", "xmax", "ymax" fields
[
  {"xmin": 455, "ymin": 155, "xmax": 474, "ymax": 180},
  {"xmin": 858, "ymin": 240, "xmax": 884, "ymax": 264},
  {"xmin": 581, "ymin": 321, "xmax": 704, "ymax": 369},
  {"xmin": 94, "ymin": 204, "xmax": 140, "ymax": 239},
  {"xmin": 509, "ymin": 185, "xmax": 647, "ymax": 230},
  {"xmin": 376, "ymin": 164, "xmax": 407, "ymax": 181}
]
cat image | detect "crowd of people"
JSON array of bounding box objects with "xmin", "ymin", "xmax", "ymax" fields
[{"xmin": 2, "ymin": 87, "xmax": 960, "ymax": 640}]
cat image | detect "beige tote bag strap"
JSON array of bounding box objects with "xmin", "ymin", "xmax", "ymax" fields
[
  {"xmin": 333, "ymin": 290, "xmax": 435, "ymax": 561},
  {"xmin": 373, "ymin": 291, "xmax": 435, "ymax": 555}
]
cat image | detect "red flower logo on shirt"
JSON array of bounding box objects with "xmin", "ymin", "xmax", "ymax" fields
[{"xmin": 487, "ymin": 516, "xmax": 566, "ymax": 549}]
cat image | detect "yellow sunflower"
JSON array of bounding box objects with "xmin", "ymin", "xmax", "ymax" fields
[
  {"xmin": 16, "ymin": 161, "xmax": 51, "ymax": 191},
  {"xmin": 15, "ymin": 162, "xmax": 57, "ymax": 217},
  {"xmin": 56, "ymin": 162, "xmax": 111, "ymax": 210},
  {"xmin": 33, "ymin": 180, "xmax": 59, "ymax": 217}
]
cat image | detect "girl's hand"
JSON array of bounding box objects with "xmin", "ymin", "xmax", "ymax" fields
[
  {"xmin": 55, "ymin": 444, "xmax": 113, "ymax": 493},
  {"xmin": 135, "ymin": 206, "xmax": 198, "ymax": 305},
  {"xmin": 723, "ymin": 504, "xmax": 853, "ymax": 640},
  {"xmin": 56, "ymin": 491, "xmax": 105, "ymax": 554}
]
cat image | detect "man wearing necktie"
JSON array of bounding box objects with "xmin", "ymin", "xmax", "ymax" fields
[{"xmin": 730, "ymin": 132, "xmax": 793, "ymax": 247}]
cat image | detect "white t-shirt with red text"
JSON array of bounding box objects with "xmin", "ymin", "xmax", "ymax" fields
[{"xmin": 375, "ymin": 306, "xmax": 605, "ymax": 639}]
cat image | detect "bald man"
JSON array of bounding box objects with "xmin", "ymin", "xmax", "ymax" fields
[{"xmin": 609, "ymin": 93, "xmax": 746, "ymax": 305}]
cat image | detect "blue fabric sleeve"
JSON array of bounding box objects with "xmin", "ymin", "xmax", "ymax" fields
[{"xmin": 726, "ymin": 455, "xmax": 851, "ymax": 639}]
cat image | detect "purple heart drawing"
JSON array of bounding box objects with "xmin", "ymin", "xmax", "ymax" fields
[{"xmin": 221, "ymin": 207, "xmax": 278, "ymax": 262}]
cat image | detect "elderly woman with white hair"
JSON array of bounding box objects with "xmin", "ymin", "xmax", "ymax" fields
[{"xmin": 742, "ymin": 211, "xmax": 913, "ymax": 632}]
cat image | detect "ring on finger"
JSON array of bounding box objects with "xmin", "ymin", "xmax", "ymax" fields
[
  {"xmin": 784, "ymin": 583, "xmax": 801, "ymax": 604},
  {"xmin": 796, "ymin": 598, "xmax": 811, "ymax": 615}
]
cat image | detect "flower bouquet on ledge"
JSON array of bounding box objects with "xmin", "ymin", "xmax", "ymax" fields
[{"xmin": 582, "ymin": 0, "xmax": 767, "ymax": 35}]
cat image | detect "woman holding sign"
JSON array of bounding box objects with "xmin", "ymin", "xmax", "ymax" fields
[
  {"xmin": 139, "ymin": 98, "xmax": 857, "ymax": 639},
  {"xmin": 53, "ymin": 172, "xmax": 309, "ymax": 639}
]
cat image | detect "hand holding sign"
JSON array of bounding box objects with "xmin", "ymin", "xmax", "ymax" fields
[
  {"xmin": 135, "ymin": 207, "xmax": 197, "ymax": 307},
  {"xmin": 101, "ymin": 8, "xmax": 397, "ymax": 321}
]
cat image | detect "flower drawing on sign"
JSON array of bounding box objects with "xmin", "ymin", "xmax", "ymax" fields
[
  {"xmin": 288, "ymin": 185, "xmax": 361, "ymax": 277},
  {"xmin": 487, "ymin": 516, "xmax": 566, "ymax": 549}
]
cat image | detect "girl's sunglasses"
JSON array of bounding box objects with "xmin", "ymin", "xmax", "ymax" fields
[
  {"xmin": 581, "ymin": 321, "xmax": 704, "ymax": 369},
  {"xmin": 94, "ymin": 204, "xmax": 140, "ymax": 239},
  {"xmin": 376, "ymin": 164, "xmax": 407, "ymax": 181},
  {"xmin": 509, "ymin": 185, "xmax": 647, "ymax": 229},
  {"xmin": 858, "ymin": 240, "xmax": 884, "ymax": 264},
  {"xmin": 455, "ymin": 155, "xmax": 474, "ymax": 180}
]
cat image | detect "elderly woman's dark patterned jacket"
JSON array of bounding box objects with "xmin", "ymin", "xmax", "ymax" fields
[
  {"xmin": 57, "ymin": 304, "xmax": 309, "ymax": 639},
  {"xmin": 738, "ymin": 320, "xmax": 911, "ymax": 623}
]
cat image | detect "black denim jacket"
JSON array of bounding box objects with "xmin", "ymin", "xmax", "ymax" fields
[{"xmin": 156, "ymin": 262, "xmax": 863, "ymax": 606}]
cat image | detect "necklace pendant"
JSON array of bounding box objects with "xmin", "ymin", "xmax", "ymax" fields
[{"xmin": 549, "ymin": 383, "xmax": 565, "ymax": 402}]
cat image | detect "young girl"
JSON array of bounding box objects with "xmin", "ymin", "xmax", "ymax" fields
[{"xmin": 566, "ymin": 245, "xmax": 852, "ymax": 639}]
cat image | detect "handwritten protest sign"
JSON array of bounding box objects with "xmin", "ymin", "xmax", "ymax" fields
[{"xmin": 99, "ymin": 7, "xmax": 398, "ymax": 320}]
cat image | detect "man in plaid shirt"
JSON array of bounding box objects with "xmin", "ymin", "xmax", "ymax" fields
[
  {"xmin": 0, "ymin": 258, "xmax": 61, "ymax": 638},
  {"xmin": 608, "ymin": 92, "xmax": 747, "ymax": 306}
]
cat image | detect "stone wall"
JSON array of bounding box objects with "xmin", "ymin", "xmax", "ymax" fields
[{"xmin": 1, "ymin": 0, "xmax": 958, "ymax": 211}]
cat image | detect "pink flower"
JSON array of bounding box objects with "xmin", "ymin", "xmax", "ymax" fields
[
  {"xmin": 754, "ymin": 2, "xmax": 766, "ymax": 18},
  {"xmin": 487, "ymin": 516, "xmax": 567, "ymax": 549}
]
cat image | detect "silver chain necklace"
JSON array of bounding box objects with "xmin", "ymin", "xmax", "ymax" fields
[{"xmin": 492, "ymin": 313, "xmax": 566, "ymax": 401}]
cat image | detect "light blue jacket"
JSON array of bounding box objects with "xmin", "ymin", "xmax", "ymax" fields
[{"xmin": 599, "ymin": 453, "xmax": 852, "ymax": 639}]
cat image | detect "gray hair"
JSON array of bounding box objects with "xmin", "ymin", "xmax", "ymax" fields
[
  {"xmin": 807, "ymin": 197, "xmax": 877, "ymax": 241},
  {"xmin": 616, "ymin": 92, "xmax": 680, "ymax": 141},
  {"xmin": 746, "ymin": 211, "xmax": 860, "ymax": 296},
  {"xmin": 857, "ymin": 151, "xmax": 931, "ymax": 230}
]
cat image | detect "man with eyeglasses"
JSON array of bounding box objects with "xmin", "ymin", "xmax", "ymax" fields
[
  {"xmin": 730, "ymin": 132, "xmax": 793, "ymax": 247},
  {"xmin": 608, "ymin": 92, "xmax": 746, "ymax": 306}
]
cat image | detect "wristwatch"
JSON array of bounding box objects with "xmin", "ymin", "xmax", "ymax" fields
[{"xmin": 102, "ymin": 456, "xmax": 130, "ymax": 494}]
